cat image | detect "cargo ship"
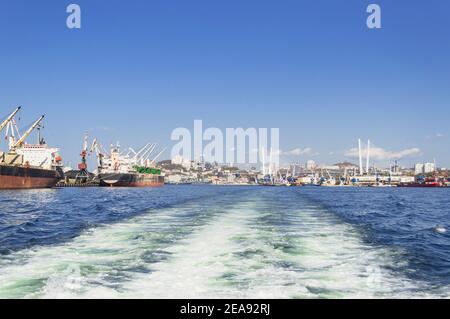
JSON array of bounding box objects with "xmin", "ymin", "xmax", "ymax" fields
[
  {"xmin": 96, "ymin": 143, "xmax": 164, "ymax": 187},
  {"xmin": 0, "ymin": 108, "xmax": 63, "ymax": 189}
]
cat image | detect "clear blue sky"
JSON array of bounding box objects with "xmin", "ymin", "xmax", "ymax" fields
[{"xmin": 1, "ymin": 0, "xmax": 449, "ymax": 168}]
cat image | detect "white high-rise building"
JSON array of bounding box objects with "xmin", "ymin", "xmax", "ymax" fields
[
  {"xmin": 171, "ymin": 155, "xmax": 192, "ymax": 170},
  {"xmin": 415, "ymin": 163, "xmax": 424, "ymax": 175},
  {"xmin": 306, "ymin": 160, "xmax": 316, "ymax": 170},
  {"xmin": 424, "ymin": 162, "xmax": 436, "ymax": 174},
  {"xmin": 415, "ymin": 162, "xmax": 436, "ymax": 175}
]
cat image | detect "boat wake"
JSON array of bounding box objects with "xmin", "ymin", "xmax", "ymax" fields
[{"xmin": 0, "ymin": 188, "xmax": 447, "ymax": 298}]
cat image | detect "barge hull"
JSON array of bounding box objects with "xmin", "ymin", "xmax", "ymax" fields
[
  {"xmin": 0, "ymin": 165, "xmax": 61, "ymax": 189},
  {"xmin": 99, "ymin": 173, "xmax": 164, "ymax": 187}
]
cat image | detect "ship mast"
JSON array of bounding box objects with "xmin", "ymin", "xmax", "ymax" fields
[{"xmin": 10, "ymin": 115, "xmax": 45, "ymax": 152}]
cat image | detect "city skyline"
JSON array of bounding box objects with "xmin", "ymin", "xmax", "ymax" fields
[{"xmin": 1, "ymin": 0, "xmax": 449, "ymax": 167}]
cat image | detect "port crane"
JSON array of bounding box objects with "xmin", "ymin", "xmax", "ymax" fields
[
  {"xmin": 127, "ymin": 143, "xmax": 157, "ymax": 167},
  {"xmin": 1, "ymin": 107, "xmax": 21, "ymax": 148},
  {"xmin": 0, "ymin": 106, "xmax": 21, "ymax": 133},
  {"xmin": 129, "ymin": 143, "xmax": 152, "ymax": 161},
  {"xmin": 138, "ymin": 144, "xmax": 157, "ymax": 166},
  {"xmin": 150, "ymin": 147, "xmax": 166, "ymax": 165},
  {"xmin": 89, "ymin": 138, "xmax": 105, "ymax": 174},
  {"xmin": 10, "ymin": 115, "xmax": 45, "ymax": 152},
  {"xmin": 74, "ymin": 133, "xmax": 91, "ymax": 183}
]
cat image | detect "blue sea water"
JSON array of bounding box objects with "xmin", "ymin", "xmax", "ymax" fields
[{"xmin": 0, "ymin": 185, "xmax": 449, "ymax": 298}]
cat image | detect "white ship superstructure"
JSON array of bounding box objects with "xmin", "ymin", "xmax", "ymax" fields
[
  {"xmin": 101, "ymin": 145, "xmax": 132, "ymax": 174},
  {"xmin": 16, "ymin": 144, "xmax": 62, "ymax": 170}
]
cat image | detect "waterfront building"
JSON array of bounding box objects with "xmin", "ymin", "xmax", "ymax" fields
[
  {"xmin": 306, "ymin": 160, "xmax": 317, "ymax": 170},
  {"xmin": 415, "ymin": 162, "xmax": 436, "ymax": 175},
  {"xmin": 424, "ymin": 162, "xmax": 436, "ymax": 173},
  {"xmin": 415, "ymin": 163, "xmax": 424, "ymax": 175}
]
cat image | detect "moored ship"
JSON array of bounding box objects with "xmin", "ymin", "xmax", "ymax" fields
[
  {"xmin": 398, "ymin": 177, "xmax": 445, "ymax": 188},
  {"xmin": 96, "ymin": 143, "xmax": 165, "ymax": 187},
  {"xmin": 0, "ymin": 107, "xmax": 63, "ymax": 189}
]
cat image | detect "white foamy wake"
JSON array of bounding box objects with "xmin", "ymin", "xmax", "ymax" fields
[
  {"xmin": 0, "ymin": 203, "xmax": 217, "ymax": 298},
  {"xmin": 0, "ymin": 195, "xmax": 444, "ymax": 298},
  {"xmin": 117, "ymin": 200, "xmax": 427, "ymax": 299}
]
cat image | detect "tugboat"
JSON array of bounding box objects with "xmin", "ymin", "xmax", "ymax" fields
[{"xmin": 0, "ymin": 107, "xmax": 63, "ymax": 189}]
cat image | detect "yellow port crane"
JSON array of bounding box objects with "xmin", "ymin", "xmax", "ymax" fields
[
  {"xmin": 0, "ymin": 106, "xmax": 21, "ymax": 133},
  {"xmin": 10, "ymin": 115, "xmax": 45, "ymax": 152}
]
